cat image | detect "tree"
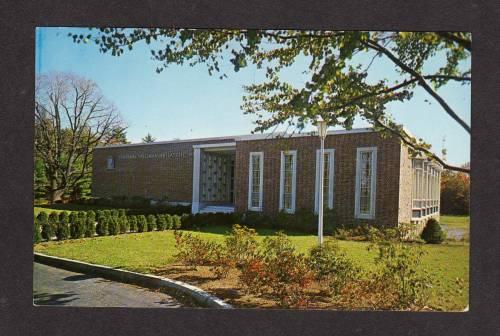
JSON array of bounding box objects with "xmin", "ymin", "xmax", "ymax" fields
[
  {"xmin": 106, "ymin": 126, "xmax": 129, "ymax": 144},
  {"xmin": 34, "ymin": 158, "xmax": 48, "ymax": 200},
  {"xmin": 440, "ymin": 163, "xmax": 470, "ymax": 215},
  {"xmin": 35, "ymin": 72, "xmax": 125, "ymax": 202},
  {"xmin": 71, "ymin": 29, "xmax": 470, "ymax": 173},
  {"xmin": 142, "ymin": 133, "xmax": 156, "ymax": 143}
]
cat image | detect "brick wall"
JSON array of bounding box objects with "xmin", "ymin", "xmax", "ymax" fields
[
  {"xmin": 92, "ymin": 138, "xmax": 235, "ymax": 202},
  {"xmin": 398, "ymin": 144, "xmax": 414, "ymax": 224},
  {"xmin": 234, "ymin": 132, "xmax": 404, "ymax": 228}
]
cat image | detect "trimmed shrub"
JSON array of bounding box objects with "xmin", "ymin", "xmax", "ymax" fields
[
  {"xmin": 172, "ymin": 215, "xmax": 182, "ymax": 229},
  {"xmin": 69, "ymin": 212, "xmax": 77, "ymax": 238},
  {"xmin": 108, "ymin": 217, "xmax": 119, "ymax": 235},
  {"xmin": 156, "ymin": 214, "xmax": 167, "ymax": 231},
  {"xmin": 77, "ymin": 211, "xmax": 87, "ymax": 221},
  {"xmin": 85, "ymin": 210, "xmax": 96, "ymax": 238},
  {"xmin": 137, "ymin": 215, "xmax": 147, "ymax": 232},
  {"xmin": 34, "ymin": 217, "xmax": 42, "ymax": 243},
  {"xmin": 128, "ymin": 215, "xmax": 138, "ymax": 232},
  {"xmin": 240, "ymin": 211, "xmax": 272, "ymax": 229},
  {"xmin": 118, "ymin": 209, "xmax": 127, "ymax": 217},
  {"xmin": 38, "ymin": 212, "xmax": 53, "ymax": 241},
  {"xmin": 119, "ymin": 215, "xmax": 129, "ymax": 233},
  {"xmin": 147, "ymin": 214, "xmax": 157, "ymax": 231},
  {"xmin": 290, "ymin": 208, "xmax": 316, "ymax": 233},
  {"xmin": 308, "ymin": 241, "xmax": 360, "ymax": 296},
  {"xmin": 273, "ymin": 210, "xmax": 293, "ymax": 230},
  {"xmin": 103, "ymin": 210, "xmax": 112, "ymax": 219},
  {"xmin": 421, "ymin": 218, "xmax": 446, "ymax": 244},
  {"xmin": 111, "ymin": 209, "xmax": 119, "ymax": 219},
  {"xmin": 56, "ymin": 211, "xmax": 70, "ymax": 241},
  {"xmin": 96, "ymin": 215, "xmax": 108, "ymax": 236},
  {"xmin": 165, "ymin": 214, "xmax": 173, "ymax": 230},
  {"xmin": 180, "ymin": 214, "xmax": 191, "ymax": 228},
  {"xmin": 70, "ymin": 217, "xmax": 85, "ymax": 239},
  {"xmin": 48, "ymin": 211, "xmax": 59, "ymax": 232}
]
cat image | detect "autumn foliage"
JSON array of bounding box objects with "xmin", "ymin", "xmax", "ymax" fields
[{"xmin": 440, "ymin": 169, "xmax": 470, "ymax": 215}]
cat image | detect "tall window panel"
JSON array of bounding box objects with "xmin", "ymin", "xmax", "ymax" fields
[
  {"xmin": 355, "ymin": 147, "xmax": 377, "ymax": 219},
  {"xmin": 411, "ymin": 159, "xmax": 442, "ymax": 218},
  {"xmin": 247, "ymin": 152, "xmax": 264, "ymax": 211},
  {"xmin": 315, "ymin": 149, "xmax": 335, "ymax": 213},
  {"xmin": 279, "ymin": 150, "xmax": 297, "ymax": 213}
]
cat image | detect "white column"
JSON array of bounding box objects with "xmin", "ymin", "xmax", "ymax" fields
[
  {"xmin": 318, "ymin": 137, "xmax": 325, "ymax": 245},
  {"xmin": 191, "ymin": 148, "xmax": 201, "ymax": 214}
]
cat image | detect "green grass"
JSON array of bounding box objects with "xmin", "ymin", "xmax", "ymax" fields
[
  {"xmin": 440, "ymin": 215, "xmax": 470, "ymax": 230},
  {"xmin": 34, "ymin": 225, "xmax": 469, "ymax": 311}
]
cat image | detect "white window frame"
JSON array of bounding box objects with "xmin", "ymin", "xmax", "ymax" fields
[
  {"xmin": 247, "ymin": 151, "xmax": 264, "ymax": 211},
  {"xmin": 354, "ymin": 147, "xmax": 377, "ymax": 219},
  {"xmin": 106, "ymin": 156, "xmax": 115, "ymax": 170},
  {"xmin": 279, "ymin": 150, "xmax": 297, "ymax": 214},
  {"xmin": 314, "ymin": 149, "xmax": 335, "ymax": 213}
]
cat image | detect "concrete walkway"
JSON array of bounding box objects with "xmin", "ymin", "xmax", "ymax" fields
[{"xmin": 33, "ymin": 262, "xmax": 184, "ymax": 307}]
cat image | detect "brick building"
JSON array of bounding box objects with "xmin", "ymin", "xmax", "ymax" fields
[{"xmin": 93, "ymin": 128, "xmax": 442, "ymax": 228}]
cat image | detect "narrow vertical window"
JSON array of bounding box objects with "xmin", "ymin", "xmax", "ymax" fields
[
  {"xmin": 106, "ymin": 156, "xmax": 115, "ymax": 170},
  {"xmin": 248, "ymin": 152, "xmax": 263, "ymax": 211},
  {"xmin": 279, "ymin": 150, "xmax": 297, "ymax": 213},
  {"xmin": 355, "ymin": 147, "xmax": 377, "ymax": 219},
  {"xmin": 315, "ymin": 149, "xmax": 335, "ymax": 213}
]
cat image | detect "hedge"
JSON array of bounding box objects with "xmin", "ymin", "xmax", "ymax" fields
[
  {"xmin": 56, "ymin": 211, "xmax": 70, "ymax": 241},
  {"xmin": 147, "ymin": 214, "xmax": 157, "ymax": 232},
  {"xmin": 137, "ymin": 215, "xmax": 147, "ymax": 233}
]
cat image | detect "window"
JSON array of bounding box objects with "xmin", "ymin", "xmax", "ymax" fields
[
  {"xmin": 315, "ymin": 149, "xmax": 335, "ymax": 213},
  {"xmin": 355, "ymin": 147, "xmax": 377, "ymax": 219},
  {"xmin": 248, "ymin": 152, "xmax": 264, "ymax": 211},
  {"xmin": 106, "ymin": 156, "xmax": 115, "ymax": 170},
  {"xmin": 411, "ymin": 158, "xmax": 441, "ymax": 219},
  {"xmin": 279, "ymin": 150, "xmax": 297, "ymax": 213}
]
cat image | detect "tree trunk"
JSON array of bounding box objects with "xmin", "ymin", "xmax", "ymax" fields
[{"xmin": 48, "ymin": 178, "xmax": 64, "ymax": 203}]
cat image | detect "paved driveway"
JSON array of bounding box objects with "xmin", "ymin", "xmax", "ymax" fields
[{"xmin": 33, "ymin": 262, "xmax": 184, "ymax": 307}]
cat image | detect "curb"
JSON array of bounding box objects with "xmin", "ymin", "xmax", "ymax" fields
[{"xmin": 34, "ymin": 252, "xmax": 232, "ymax": 309}]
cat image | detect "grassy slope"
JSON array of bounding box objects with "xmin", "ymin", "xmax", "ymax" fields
[{"xmin": 34, "ymin": 224, "xmax": 469, "ymax": 311}]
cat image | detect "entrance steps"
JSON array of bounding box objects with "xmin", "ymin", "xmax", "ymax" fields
[{"xmin": 198, "ymin": 205, "xmax": 235, "ymax": 214}]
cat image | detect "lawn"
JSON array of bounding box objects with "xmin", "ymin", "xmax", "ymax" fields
[
  {"xmin": 440, "ymin": 215, "xmax": 470, "ymax": 230},
  {"xmin": 34, "ymin": 223, "xmax": 469, "ymax": 311}
]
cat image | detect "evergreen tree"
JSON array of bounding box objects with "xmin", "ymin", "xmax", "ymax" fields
[{"xmin": 142, "ymin": 133, "xmax": 156, "ymax": 143}]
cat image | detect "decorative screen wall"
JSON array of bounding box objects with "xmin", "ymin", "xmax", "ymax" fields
[{"xmin": 200, "ymin": 151, "xmax": 234, "ymax": 203}]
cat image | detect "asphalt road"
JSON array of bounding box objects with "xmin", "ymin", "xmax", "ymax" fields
[{"xmin": 33, "ymin": 262, "xmax": 184, "ymax": 307}]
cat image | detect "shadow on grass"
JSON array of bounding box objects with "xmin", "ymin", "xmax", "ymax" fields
[{"xmin": 186, "ymin": 225, "xmax": 317, "ymax": 237}]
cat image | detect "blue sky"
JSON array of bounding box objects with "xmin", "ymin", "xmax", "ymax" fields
[{"xmin": 36, "ymin": 27, "xmax": 470, "ymax": 166}]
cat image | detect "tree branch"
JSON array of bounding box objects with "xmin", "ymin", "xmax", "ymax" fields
[{"xmin": 364, "ymin": 39, "xmax": 471, "ymax": 134}]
